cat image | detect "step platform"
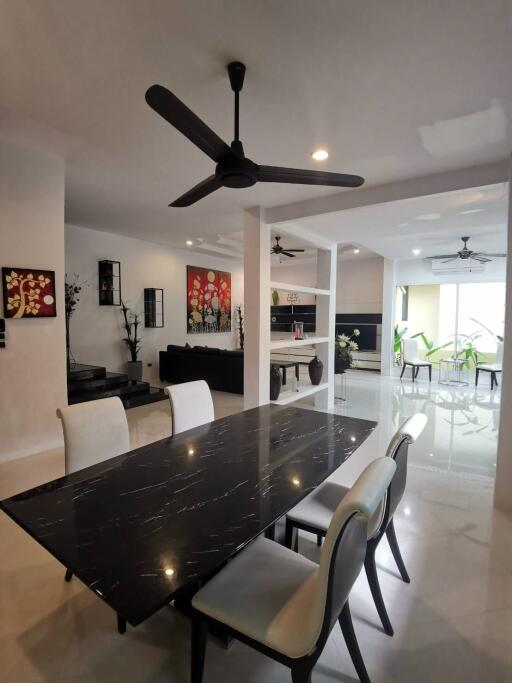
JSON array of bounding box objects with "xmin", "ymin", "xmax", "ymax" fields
[{"xmin": 67, "ymin": 363, "xmax": 166, "ymax": 409}]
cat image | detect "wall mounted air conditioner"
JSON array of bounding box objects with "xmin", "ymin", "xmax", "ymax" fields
[{"xmin": 431, "ymin": 258, "xmax": 484, "ymax": 275}]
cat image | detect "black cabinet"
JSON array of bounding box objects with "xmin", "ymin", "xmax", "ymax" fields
[
  {"xmin": 98, "ymin": 260, "xmax": 121, "ymax": 306},
  {"xmin": 144, "ymin": 288, "xmax": 164, "ymax": 327}
]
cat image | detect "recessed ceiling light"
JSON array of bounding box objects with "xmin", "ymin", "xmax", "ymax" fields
[
  {"xmin": 186, "ymin": 240, "xmax": 193, "ymax": 246},
  {"xmin": 412, "ymin": 248, "xmax": 422, "ymax": 256},
  {"xmin": 414, "ymin": 213, "xmax": 440, "ymax": 221},
  {"xmin": 353, "ymin": 248, "xmax": 360, "ymax": 254},
  {"xmin": 312, "ymin": 148, "xmax": 329, "ymax": 161},
  {"xmin": 164, "ymin": 568, "xmax": 175, "ymax": 577},
  {"xmin": 460, "ymin": 208, "xmax": 484, "ymax": 215}
]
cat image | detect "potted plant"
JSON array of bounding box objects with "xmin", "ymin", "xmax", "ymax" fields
[
  {"xmin": 121, "ymin": 301, "xmax": 143, "ymax": 381},
  {"xmin": 335, "ymin": 329, "xmax": 359, "ymax": 373},
  {"xmin": 394, "ymin": 325, "xmax": 408, "ymax": 366}
]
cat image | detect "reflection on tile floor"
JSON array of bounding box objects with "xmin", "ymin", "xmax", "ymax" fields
[{"xmin": 1, "ymin": 372, "xmax": 511, "ymax": 682}]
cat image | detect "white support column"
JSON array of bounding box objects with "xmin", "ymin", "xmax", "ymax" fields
[
  {"xmin": 380, "ymin": 258, "xmax": 396, "ymax": 376},
  {"xmin": 315, "ymin": 246, "xmax": 337, "ymax": 410},
  {"xmin": 243, "ymin": 207, "xmax": 271, "ymax": 409},
  {"xmin": 494, "ymin": 159, "xmax": 511, "ymax": 514}
]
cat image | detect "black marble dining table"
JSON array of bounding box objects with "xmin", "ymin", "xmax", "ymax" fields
[{"xmin": 0, "ymin": 405, "xmax": 376, "ymax": 629}]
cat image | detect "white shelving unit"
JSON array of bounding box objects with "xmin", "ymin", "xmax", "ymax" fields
[
  {"xmin": 270, "ymin": 281, "xmax": 331, "ymax": 297},
  {"xmin": 271, "ymin": 382, "xmax": 329, "ymax": 406},
  {"xmin": 270, "ymin": 336, "xmax": 330, "ymax": 350}
]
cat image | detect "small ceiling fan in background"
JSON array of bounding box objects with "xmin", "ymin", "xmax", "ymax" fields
[
  {"xmin": 425, "ymin": 236, "xmax": 507, "ymax": 264},
  {"xmin": 271, "ymin": 236, "xmax": 305, "ymax": 258},
  {"xmin": 145, "ymin": 61, "xmax": 364, "ymax": 207}
]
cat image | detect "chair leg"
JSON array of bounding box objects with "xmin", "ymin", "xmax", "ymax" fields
[
  {"xmin": 191, "ymin": 615, "xmax": 207, "ymax": 683},
  {"xmin": 491, "ymin": 372, "xmax": 495, "ymax": 390},
  {"xmin": 400, "ymin": 364, "xmax": 406, "ymax": 379},
  {"xmin": 64, "ymin": 568, "xmax": 73, "ymax": 582},
  {"xmin": 364, "ymin": 543, "xmax": 394, "ymax": 636},
  {"xmin": 411, "ymin": 365, "xmax": 415, "ymax": 382},
  {"xmin": 339, "ymin": 601, "xmax": 371, "ymax": 683},
  {"xmin": 265, "ymin": 524, "xmax": 275, "ymax": 541},
  {"xmin": 316, "ymin": 534, "xmax": 323, "ymax": 547},
  {"xmin": 291, "ymin": 663, "xmax": 312, "ymax": 683},
  {"xmin": 285, "ymin": 519, "xmax": 294, "ymax": 550},
  {"xmin": 386, "ymin": 519, "xmax": 410, "ymax": 584},
  {"xmin": 428, "ymin": 365, "xmax": 432, "ymax": 382},
  {"xmin": 475, "ymin": 368, "xmax": 479, "ymax": 386}
]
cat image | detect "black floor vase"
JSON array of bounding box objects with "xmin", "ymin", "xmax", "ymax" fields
[
  {"xmin": 270, "ymin": 365, "xmax": 282, "ymax": 400},
  {"xmin": 308, "ymin": 356, "xmax": 324, "ymax": 385}
]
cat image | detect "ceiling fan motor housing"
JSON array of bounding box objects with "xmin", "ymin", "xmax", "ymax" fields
[{"xmin": 216, "ymin": 155, "xmax": 258, "ymax": 188}]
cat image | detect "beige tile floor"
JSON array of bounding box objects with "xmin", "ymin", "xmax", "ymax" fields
[{"xmin": 1, "ymin": 371, "xmax": 512, "ymax": 682}]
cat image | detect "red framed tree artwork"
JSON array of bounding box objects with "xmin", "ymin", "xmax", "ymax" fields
[
  {"xmin": 2, "ymin": 268, "xmax": 57, "ymax": 318},
  {"xmin": 187, "ymin": 266, "xmax": 231, "ymax": 333}
]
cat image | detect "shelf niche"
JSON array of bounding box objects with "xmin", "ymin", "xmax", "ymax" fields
[
  {"xmin": 144, "ymin": 288, "xmax": 164, "ymax": 328},
  {"xmin": 98, "ymin": 260, "xmax": 121, "ymax": 306}
]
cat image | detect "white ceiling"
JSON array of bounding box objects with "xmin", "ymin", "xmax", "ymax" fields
[
  {"xmin": 290, "ymin": 183, "xmax": 509, "ymax": 259},
  {"xmin": 1, "ymin": 0, "xmax": 511, "ymax": 248}
]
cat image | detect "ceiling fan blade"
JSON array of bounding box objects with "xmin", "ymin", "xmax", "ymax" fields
[
  {"xmin": 472, "ymin": 256, "xmax": 491, "ymax": 263},
  {"xmin": 285, "ymin": 248, "xmax": 305, "ymax": 252},
  {"xmin": 479, "ymin": 253, "xmax": 507, "ymax": 258},
  {"xmin": 257, "ymin": 165, "xmax": 364, "ymax": 188},
  {"xmin": 442, "ymin": 258, "xmax": 458, "ymax": 263},
  {"xmin": 424, "ymin": 254, "xmax": 458, "ymax": 260},
  {"xmin": 170, "ymin": 175, "xmax": 222, "ymax": 207},
  {"xmin": 146, "ymin": 85, "xmax": 231, "ymax": 162},
  {"xmin": 282, "ymin": 251, "xmax": 296, "ymax": 258}
]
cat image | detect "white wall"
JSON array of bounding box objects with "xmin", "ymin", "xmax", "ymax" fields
[
  {"xmin": 65, "ymin": 224, "xmax": 244, "ymax": 381},
  {"xmin": 271, "ymin": 256, "xmax": 384, "ymax": 313},
  {"xmin": 0, "ymin": 138, "xmax": 66, "ymax": 463}
]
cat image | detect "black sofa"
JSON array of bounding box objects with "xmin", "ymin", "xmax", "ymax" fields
[{"xmin": 159, "ymin": 344, "xmax": 244, "ymax": 394}]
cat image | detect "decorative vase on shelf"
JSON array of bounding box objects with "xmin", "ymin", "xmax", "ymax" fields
[
  {"xmin": 270, "ymin": 365, "xmax": 282, "ymax": 400},
  {"xmin": 308, "ymin": 356, "xmax": 324, "ymax": 385},
  {"xmin": 335, "ymin": 353, "xmax": 351, "ymax": 374}
]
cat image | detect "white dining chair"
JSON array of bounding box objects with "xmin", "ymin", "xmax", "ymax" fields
[
  {"xmin": 285, "ymin": 413, "xmax": 427, "ymax": 637},
  {"xmin": 400, "ymin": 338, "xmax": 432, "ymax": 382},
  {"xmin": 56, "ymin": 396, "xmax": 130, "ymax": 582},
  {"xmin": 164, "ymin": 380, "xmax": 214, "ymax": 434},
  {"xmin": 476, "ymin": 341, "xmax": 503, "ymax": 390},
  {"xmin": 191, "ymin": 457, "xmax": 396, "ymax": 683}
]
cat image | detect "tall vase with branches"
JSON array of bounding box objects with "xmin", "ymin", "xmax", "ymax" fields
[
  {"xmin": 65, "ymin": 274, "xmax": 88, "ymax": 372},
  {"xmin": 235, "ymin": 304, "xmax": 244, "ymax": 350},
  {"xmin": 121, "ymin": 301, "xmax": 143, "ymax": 380}
]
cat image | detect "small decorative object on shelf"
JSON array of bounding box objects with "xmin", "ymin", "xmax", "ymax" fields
[
  {"xmin": 293, "ymin": 321, "xmax": 304, "ymax": 340},
  {"xmin": 271, "ymin": 289, "xmax": 279, "ymax": 306},
  {"xmin": 144, "ymin": 288, "xmax": 164, "ymax": 327},
  {"xmin": 286, "ymin": 291, "xmax": 300, "ymax": 304},
  {"xmin": 335, "ymin": 329, "xmax": 359, "ymax": 373},
  {"xmin": 65, "ymin": 274, "xmax": 88, "ymax": 371},
  {"xmin": 98, "ymin": 260, "xmax": 121, "ymax": 306},
  {"xmin": 270, "ymin": 364, "xmax": 282, "ymax": 400},
  {"xmin": 235, "ymin": 304, "xmax": 244, "ymax": 350},
  {"xmin": 121, "ymin": 300, "xmax": 143, "ymax": 381},
  {"xmin": 0, "ymin": 319, "xmax": 5, "ymax": 348},
  {"xmin": 308, "ymin": 355, "xmax": 323, "ymax": 385}
]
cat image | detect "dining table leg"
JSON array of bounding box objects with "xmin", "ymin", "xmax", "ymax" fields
[{"xmin": 117, "ymin": 614, "xmax": 127, "ymax": 634}]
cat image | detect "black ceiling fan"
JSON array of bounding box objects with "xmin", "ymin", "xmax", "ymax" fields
[
  {"xmin": 271, "ymin": 236, "xmax": 305, "ymax": 258},
  {"xmin": 425, "ymin": 236, "xmax": 506, "ymax": 264},
  {"xmin": 145, "ymin": 62, "xmax": 365, "ymax": 207}
]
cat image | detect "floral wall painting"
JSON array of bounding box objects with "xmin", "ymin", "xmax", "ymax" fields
[
  {"xmin": 2, "ymin": 268, "xmax": 56, "ymax": 318},
  {"xmin": 187, "ymin": 266, "xmax": 231, "ymax": 333}
]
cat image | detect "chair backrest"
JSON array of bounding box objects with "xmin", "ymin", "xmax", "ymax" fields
[
  {"xmin": 164, "ymin": 380, "xmax": 214, "ymax": 434},
  {"xmin": 57, "ymin": 397, "xmax": 130, "ymax": 474},
  {"xmin": 305, "ymin": 458, "xmax": 396, "ymax": 657},
  {"xmin": 496, "ymin": 341, "xmax": 504, "ymax": 365},
  {"xmin": 379, "ymin": 413, "xmax": 428, "ymax": 531},
  {"xmin": 402, "ymin": 338, "xmax": 419, "ymax": 362}
]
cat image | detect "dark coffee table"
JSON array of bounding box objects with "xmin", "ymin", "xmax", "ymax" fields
[{"xmin": 272, "ymin": 361, "xmax": 300, "ymax": 386}]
